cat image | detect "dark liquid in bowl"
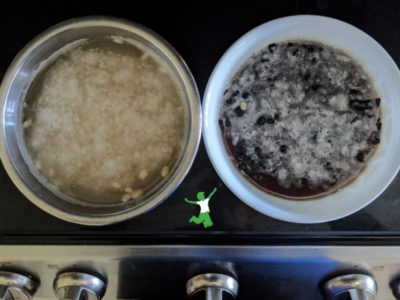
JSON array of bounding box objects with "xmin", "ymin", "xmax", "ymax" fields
[{"xmin": 219, "ymin": 41, "xmax": 382, "ymax": 199}]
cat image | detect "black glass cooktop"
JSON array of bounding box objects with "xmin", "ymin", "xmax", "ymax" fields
[{"xmin": 0, "ymin": 0, "xmax": 399, "ymax": 245}]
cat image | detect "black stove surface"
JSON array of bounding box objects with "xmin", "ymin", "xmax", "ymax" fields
[{"xmin": 0, "ymin": 0, "xmax": 399, "ymax": 245}]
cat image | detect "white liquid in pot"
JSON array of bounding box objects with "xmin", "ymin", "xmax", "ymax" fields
[{"xmin": 22, "ymin": 40, "xmax": 186, "ymax": 204}]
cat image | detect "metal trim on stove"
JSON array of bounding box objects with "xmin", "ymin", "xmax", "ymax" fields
[{"xmin": 0, "ymin": 245, "xmax": 399, "ymax": 299}]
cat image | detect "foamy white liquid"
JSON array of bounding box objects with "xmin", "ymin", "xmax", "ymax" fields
[
  {"xmin": 221, "ymin": 41, "xmax": 381, "ymax": 196},
  {"xmin": 23, "ymin": 41, "xmax": 186, "ymax": 204}
]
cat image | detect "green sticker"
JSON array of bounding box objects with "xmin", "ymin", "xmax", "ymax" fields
[{"xmin": 185, "ymin": 188, "xmax": 217, "ymax": 228}]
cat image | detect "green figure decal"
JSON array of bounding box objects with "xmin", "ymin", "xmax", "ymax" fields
[{"xmin": 185, "ymin": 188, "xmax": 217, "ymax": 229}]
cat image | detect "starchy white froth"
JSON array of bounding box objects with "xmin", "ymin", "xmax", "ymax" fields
[{"xmin": 23, "ymin": 43, "xmax": 185, "ymax": 203}]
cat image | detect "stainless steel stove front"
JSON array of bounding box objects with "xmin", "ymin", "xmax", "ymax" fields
[{"xmin": 0, "ymin": 245, "xmax": 399, "ymax": 300}]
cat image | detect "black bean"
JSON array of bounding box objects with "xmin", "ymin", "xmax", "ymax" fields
[
  {"xmin": 312, "ymin": 133, "xmax": 317, "ymax": 142},
  {"xmin": 225, "ymin": 118, "xmax": 231, "ymax": 127},
  {"xmin": 368, "ymin": 131, "xmax": 380, "ymax": 145},
  {"xmin": 256, "ymin": 116, "xmax": 266, "ymax": 125},
  {"xmin": 292, "ymin": 49, "xmax": 299, "ymax": 56},
  {"xmin": 307, "ymin": 45, "xmax": 315, "ymax": 52},
  {"xmin": 236, "ymin": 139, "xmax": 246, "ymax": 149},
  {"xmin": 324, "ymin": 161, "xmax": 333, "ymax": 171},
  {"xmin": 261, "ymin": 57, "xmax": 269, "ymax": 63},
  {"xmin": 236, "ymin": 152, "xmax": 248, "ymax": 162},
  {"xmin": 375, "ymin": 98, "xmax": 381, "ymax": 107},
  {"xmin": 218, "ymin": 119, "xmax": 224, "ymax": 128},
  {"xmin": 311, "ymin": 84, "xmax": 321, "ymax": 91},
  {"xmin": 349, "ymin": 89, "xmax": 360, "ymax": 96},
  {"xmin": 232, "ymin": 90, "xmax": 240, "ymax": 97},
  {"xmin": 376, "ymin": 118, "xmax": 382, "ymax": 130},
  {"xmin": 226, "ymin": 97, "xmax": 233, "ymax": 104},
  {"xmin": 287, "ymin": 42, "xmax": 294, "ymax": 48},
  {"xmin": 223, "ymin": 89, "xmax": 228, "ymax": 95},
  {"xmin": 238, "ymin": 163, "xmax": 247, "ymax": 171},
  {"xmin": 274, "ymin": 113, "xmax": 280, "ymax": 120},
  {"xmin": 349, "ymin": 99, "xmax": 373, "ymax": 114},
  {"xmin": 356, "ymin": 152, "xmax": 364, "ymax": 162},
  {"xmin": 266, "ymin": 118, "xmax": 275, "ymax": 124},
  {"xmin": 234, "ymin": 106, "xmax": 244, "ymax": 116},
  {"xmin": 268, "ymin": 43, "xmax": 277, "ymax": 54},
  {"xmin": 253, "ymin": 70, "xmax": 261, "ymax": 79},
  {"xmin": 350, "ymin": 116, "xmax": 359, "ymax": 123},
  {"xmin": 242, "ymin": 92, "xmax": 250, "ymax": 99},
  {"xmin": 279, "ymin": 145, "xmax": 287, "ymax": 153},
  {"xmin": 255, "ymin": 147, "xmax": 262, "ymax": 157},
  {"xmin": 303, "ymin": 73, "xmax": 310, "ymax": 81},
  {"xmin": 311, "ymin": 57, "xmax": 317, "ymax": 64}
]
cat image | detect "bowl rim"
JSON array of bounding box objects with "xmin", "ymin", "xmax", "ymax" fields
[
  {"xmin": 0, "ymin": 16, "xmax": 202, "ymax": 226},
  {"xmin": 202, "ymin": 14, "xmax": 400, "ymax": 223}
]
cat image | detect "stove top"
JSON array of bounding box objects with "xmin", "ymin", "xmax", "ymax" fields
[{"xmin": 0, "ymin": 1, "xmax": 399, "ymax": 245}]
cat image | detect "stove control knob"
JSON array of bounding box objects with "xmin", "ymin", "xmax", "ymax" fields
[
  {"xmin": 322, "ymin": 274, "xmax": 377, "ymax": 300},
  {"xmin": 53, "ymin": 272, "xmax": 106, "ymax": 300},
  {"xmin": 186, "ymin": 273, "xmax": 239, "ymax": 300},
  {"xmin": 390, "ymin": 277, "xmax": 400, "ymax": 299},
  {"xmin": 0, "ymin": 271, "xmax": 38, "ymax": 300}
]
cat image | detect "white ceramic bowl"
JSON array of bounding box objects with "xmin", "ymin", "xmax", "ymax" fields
[{"xmin": 203, "ymin": 15, "xmax": 400, "ymax": 223}]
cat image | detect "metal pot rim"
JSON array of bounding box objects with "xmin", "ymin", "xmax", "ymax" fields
[{"xmin": 0, "ymin": 16, "xmax": 202, "ymax": 226}]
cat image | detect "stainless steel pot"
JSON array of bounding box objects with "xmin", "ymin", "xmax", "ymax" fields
[{"xmin": 0, "ymin": 16, "xmax": 201, "ymax": 226}]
